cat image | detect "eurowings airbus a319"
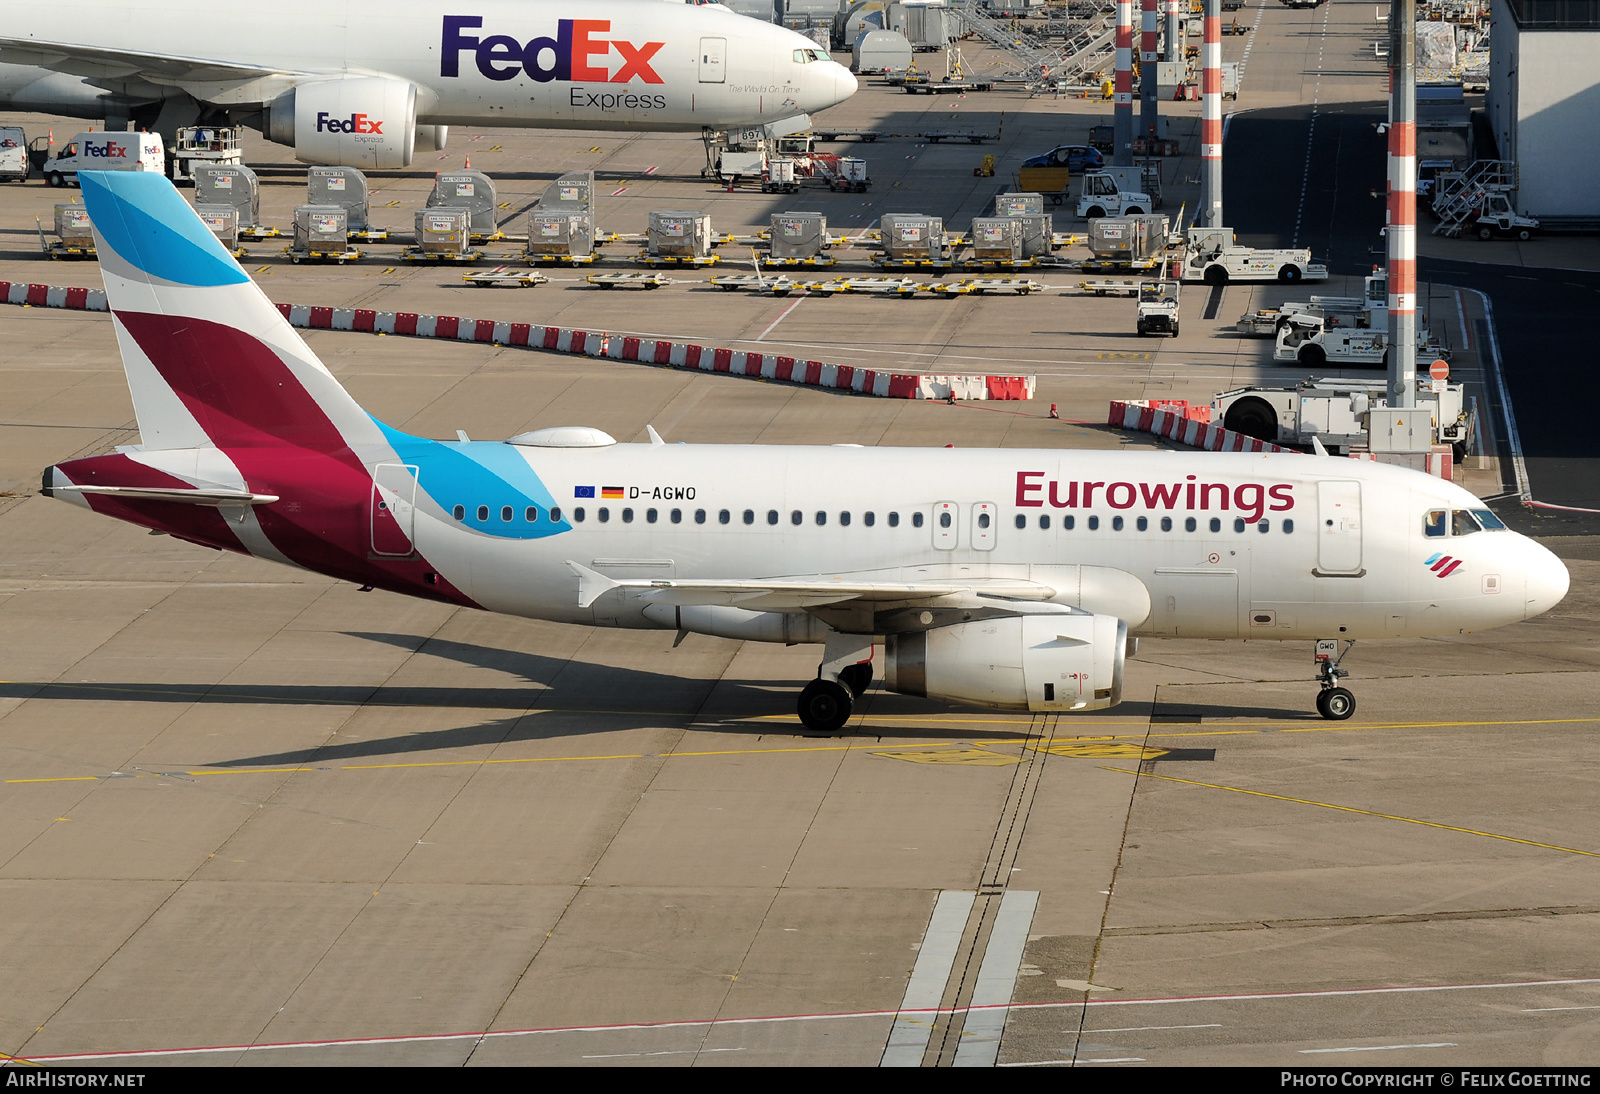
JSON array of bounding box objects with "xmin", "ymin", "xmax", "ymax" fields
[
  {"xmin": 0, "ymin": 0, "xmax": 854, "ymax": 167},
  {"xmin": 42, "ymin": 174, "xmax": 1570, "ymax": 731}
]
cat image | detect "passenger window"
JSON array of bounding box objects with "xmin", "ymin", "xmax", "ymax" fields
[
  {"xmin": 1087, "ymin": 516, "xmax": 1099, "ymax": 530},
  {"xmin": 913, "ymin": 513, "xmax": 924, "ymax": 528},
  {"xmin": 1185, "ymin": 517, "xmax": 1196, "ymax": 532},
  {"xmin": 1015, "ymin": 514, "xmax": 1027, "ymax": 530},
  {"xmin": 1209, "ymin": 518, "xmax": 1221, "ymax": 533},
  {"xmin": 815, "ymin": 511, "xmax": 827, "ymax": 526},
  {"xmin": 742, "ymin": 509, "xmax": 754, "ymax": 525},
  {"xmin": 975, "ymin": 513, "xmax": 988, "ymax": 529},
  {"xmin": 840, "ymin": 511, "xmax": 851, "ymax": 526},
  {"xmin": 864, "ymin": 512, "xmax": 875, "ymax": 527},
  {"xmin": 1136, "ymin": 516, "xmax": 1147, "ymax": 531},
  {"xmin": 526, "ymin": 507, "xmax": 538, "ymax": 522},
  {"xmin": 501, "ymin": 506, "xmax": 513, "ymax": 522},
  {"xmin": 1234, "ymin": 518, "xmax": 1246, "ymax": 533},
  {"xmin": 1159, "ymin": 516, "xmax": 1171, "ymax": 532},
  {"xmin": 1040, "ymin": 515, "xmax": 1050, "ymax": 529},
  {"xmin": 476, "ymin": 505, "xmax": 489, "ymax": 521},
  {"xmin": 718, "ymin": 509, "xmax": 730, "ymax": 524},
  {"xmin": 791, "ymin": 510, "xmax": 803, "ymax": 525},
  {"xmin": 622, "ymin": 508, "xmax": 634, "ymax": 523},
  {"xmin": 1452, "ymin": 510, "xmax": 1482, "ymax": 536},
  {"xmin": 1258, "ymin": 520, "xmax": 1269, "ymax": 533},
  {"xmin": 1062, "ymin": 515, "xmax": 1074, "ymax": 530},
  {"xmin": 549, "ymin": 506, "xmax": 561, "ymax": 522},
  {"xmin": 1424, "ymin": 509, "xmax": 1447, "ymax": 537},
  {"xmin": 695, "ymin": 509, "xmax": 707, "ymax": 524},
  {"xmin": 1283, "ymin": 519, "xmax": 1294, "ymax": 533},
  {"xmin": 598, "ymin": 508, "xmax": 610, "ymax": 523},
  {"xmin": 889, "ymin": 512, "xmax": 900, "ymax": 527},
  {"xmin": 1472, "ymin": 508, "xmax": 1507, "ymax": 530},
  {"xmin": 671, "ymin": 508, "xmax": 682, "ymax": 524},
  {"xmin": 768, "ymin": 510, "xmax": 779, "ymax": 525},
  {"xmin": 1112, "ymin": 516, "xmax": 1124, "ymax": 531},
  {"xmin": 453, "ymin": 505, "xmax": 465, "ymax": 521},
  {"xmin": 938, "ymin": 512, "xmax": 950, "ymax": 528},
  {"xmin": 573, "ymin": 507, "xmax": 585, "ymax": 522},
  {"xmin": 647, "ymin": 509, "xmax": 658, "ymax": 523}
]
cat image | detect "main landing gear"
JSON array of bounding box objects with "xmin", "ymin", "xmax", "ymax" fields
[
  {"xmin": 1314, "ymin": 639, "xmax": 1356, "ymax": 720},
  {"xmin": 797, "ymin": 633, "xmax": 875, "ymax": 735}
]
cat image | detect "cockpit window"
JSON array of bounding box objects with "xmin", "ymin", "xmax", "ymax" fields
[
  {"xmin": 1472, "ymin": 508, "xmax": 1508, "ymax": 531},
  {"xmin": 1424, "ymin": 510, "xmax": 1447, "ymax": 537},
  {"xmin": 793, "ymin": 49, "xmax": 830, "ymax": 63},
  {"xmin": 1451, "ymin": 509, "xmax": 1483, "ymax": 536}
]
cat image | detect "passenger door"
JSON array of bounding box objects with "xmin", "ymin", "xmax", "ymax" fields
[
  {"xmin": 933, "ymin": 502, "xmax": 958, "ymax": 550},
  {"xmin": 700, "ymin": 38, "xmax": 726, "ymax": 83},
  {"xmin": 370, "ymin": 463, "xmax": 418, "ymax": 556},
  {"xmin": 1316, "ymin": 480, "xmax": 1363, "ymax": 575},
  {"xmin": 971, "ymin": 502, "xmax": 997, "ymax": 551}
]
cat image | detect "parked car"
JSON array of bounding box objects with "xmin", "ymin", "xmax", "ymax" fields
[{"xmin": 1021, "ymin": 144, "xmax": 1104, "ymax": 173}]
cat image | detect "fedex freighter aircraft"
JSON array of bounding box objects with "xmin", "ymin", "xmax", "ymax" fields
[
  {"xmin": 42, "ymin": 174, "xmax": 1570, "ymax": 732},
  {"xmin": 0, "ymin": 0, "xmax": 854, "ymax": 167}
]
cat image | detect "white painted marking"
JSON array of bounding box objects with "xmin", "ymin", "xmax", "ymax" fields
[
  {"xmin": 1094, "ymin": 1024, "xmax": 1223, "ymax": 1033},
  {"xmin": 955, "ymin": 891, "xmax": 1041, "ymax": 1067},
  {"xmin": 1461, "ymin": 287, "xmax": 1530, "ymax": 504},
  {"xmin": 1454, "ymin": 289, "xmax": 1472, "ymax": 353},
  {"xmin": 1080, "ymin": 1056, "xmax": 1148, "ymax": 1063},
  {"xmin": 1300, "ymin": 1043, "xmax": 1457, "ymax": 1054},
  {"xmin": 882, "ymin": 890, "xmax": 976, "ymax": 1067},
  {"xmin": 1523, "ymin": 1005, "xmax": 1600, "ymax": 1013},
  {"xmin": 583, "ymin": 1047, "xmax": 745, "ymax": 1058},
  {"xmin": 756, "ymin": 296, "xmax": 806, "ymax": 342}
]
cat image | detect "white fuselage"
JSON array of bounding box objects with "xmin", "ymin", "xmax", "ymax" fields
[
  {"xmin": 342, "ymin": 439, "xmax": 1565, "ymax": 642},
  {"xmin": 0, "ymin": 0, "xmax": 856, "ymax": 131}
]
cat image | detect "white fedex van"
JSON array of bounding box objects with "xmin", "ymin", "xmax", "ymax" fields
[{"xmin": 42, "ymin": 132, "xmax": 165, "ymax": 188}]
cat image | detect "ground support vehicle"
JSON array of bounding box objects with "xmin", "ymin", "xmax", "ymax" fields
[
  {"xmin": 1078, "ymin": 279, "xmax": 1145, "ymax": 296},
  {"xmin": 0, "ymin": 127, "xmax": 28, "ymax": 182},
  {"xmin": 1214, "ymin": 378, "xmax": 1474, "ymax": 458},
  {"xmin": 1135, "ymin": 280, "xmax": 1181, "ymax": 336},
  {"xmin": 168, "ymin": 127, "xmax": 242, "ymax": 184},
  {"xmin": 290, "ymin": 245, "xmax": 365, "ymax": 264},
  {"xmin": 806, "ymin": 154, "xmax": 871, "ymax": 192},
  {"xmin": 1076, "ymin": 172, "xmax": 1152, "ymax": 219},
  {"xmin": 813, "ymin": 277, "xmax": 921, "ymax": 296},
  {"xmin": 37, "ymin": 206, "xmax": 95, "ymax": 259},
  {"xmin": 587, "ymin": 272, "xmax": 675, "ymax": 289},
  {"xmin": 926, "ymin": 277, "xmax": 1044, "ymax": 296},
  {"xmin": 1180, "ymin": 227, "xmax": 1326, "ymax": 284},
  {"xmin": 761, "ymin": 159, "xmax": 800, "ymax": 194},
  {"xmin": 708, "ymin": 274, "xmax": 806, "ymax": 294},
  {"xmin": 41, "ymin": 132, "xmax": 164, "ymax": 188},
  {"xmin": 812, "ymin": 129, "xmax": 880, "ymax": 142},
  {"xmin": 462, "ymin": 268, "xmax": 550, "ymax": 289},
  {"xmin": 638, "ymin": 252, "xmax": 721, "ymax": 268},
  {"xmin": 1273, "ymin": 314, "xmax": 1449, "ymax": 369},
  {"xmin": 1466, "ymin": 193, "xmax": 1539, "ymax": 241}
]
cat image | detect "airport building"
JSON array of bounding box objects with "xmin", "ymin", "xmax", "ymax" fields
[{"xmin": 1486, "ymin": 0, "xmax": 1600, "ymax": 223}]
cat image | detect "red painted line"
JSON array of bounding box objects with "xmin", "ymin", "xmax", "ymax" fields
[{"xmin": 611, "ymin": 187, "xmax": 627, "ymax": 196}]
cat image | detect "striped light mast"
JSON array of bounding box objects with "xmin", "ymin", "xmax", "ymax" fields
[
  {"xmin": 1140, "ymin": 0, "xmax": 1160, "ymax": 142},
  {"xmin": 1165, "ymin": 0, "xmax": 1182, "ymax": 63},
  {"xmin": 1200, "ymin": 0, "xmax": 1223, "ymax": 227},
  {"xmin": 1113, "ymin": 0, "xmax": 1134, "ymax": 166},
  {"xmin": 1387, "ymin": 0, "xmax": 1418, "ymax": 409}
]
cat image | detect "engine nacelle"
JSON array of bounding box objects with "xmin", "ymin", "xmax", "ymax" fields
[
  {"xmin": 885, "ymin": 611, "xmax": 1126, "ymax": 712},
  {"xmin": 265, "ymin": 77, "xmax": 418, "ymax": 169}
]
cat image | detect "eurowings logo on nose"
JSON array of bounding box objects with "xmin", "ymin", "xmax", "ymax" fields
[{"xmin": 1424, "ymin": 553, "xmax": 1464, "ymax": 577}]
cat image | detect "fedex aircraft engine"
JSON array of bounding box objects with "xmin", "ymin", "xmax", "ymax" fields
[
  {"xmin": 266, "ymin": 76, "xmax": 440, "ymax": 169},
  {"xmin": 885, "ymin": 612, "xmax": 1127, "ymax": 712}
]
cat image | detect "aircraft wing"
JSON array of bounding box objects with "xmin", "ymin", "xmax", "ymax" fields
[
  {"xmin": 0, "ymin": 36, "xmax": 302, "ymax": 90},
  {"xmin": 566, "ymin": 561, "xmax": 1058, "ymax": 611},
  {"xmin": 50, "ymin": 485, "xmax": 280, "ymax": 506}
]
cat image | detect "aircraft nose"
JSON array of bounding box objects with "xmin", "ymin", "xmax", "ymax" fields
[
  {"xmin": 1521, "ymin": 539, "xmax": 1570, "ymax": 620},
  {"xmin": 835, "ymin": 64, "xmax": 858, "ymax": 103}
]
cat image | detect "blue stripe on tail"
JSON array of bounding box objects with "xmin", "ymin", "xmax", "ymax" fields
[{"xmin": 79, "ymin": 172, "xmax": 248, "ymax": 287}]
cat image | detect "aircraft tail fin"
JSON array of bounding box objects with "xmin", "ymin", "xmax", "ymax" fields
[{"xmin": 78, "ymin": 171, "xmax": 379, "ymax": 454}]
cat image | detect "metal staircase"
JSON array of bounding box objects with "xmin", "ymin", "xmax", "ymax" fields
[
  {"xmin": 948, "ymin": 2, "xmax": 1116, "ymax": 85},
  {"xmin": 1431, "ymin": 160, "xmax": 1519, "ymax": 237}
]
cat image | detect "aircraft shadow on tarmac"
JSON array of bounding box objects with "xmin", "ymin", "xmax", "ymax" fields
[{"xmin": 0, "ymin": 629, "xmax": 1320, "ymax": 768}]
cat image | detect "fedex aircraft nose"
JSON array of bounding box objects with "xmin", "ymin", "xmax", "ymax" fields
[
  {"xmin": 834, "ymin": 63, "xmax": 858, "ymax": 103},
  {"xmin": 1522, "ymin": 539, "xmax": 1570, "ymax": 620}
]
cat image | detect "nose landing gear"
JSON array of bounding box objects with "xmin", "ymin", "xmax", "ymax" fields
[{"xmin": 1314, "ymin": 639, "xmax": 1356, "ymax": 720}]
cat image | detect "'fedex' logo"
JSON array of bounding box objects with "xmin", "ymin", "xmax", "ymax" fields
[
  {"xmin": 83, "ymin": 143, "xmax": 128, "ymax": 159},
  {"xmin": 316, "ymin": 112, "xmax": 384, "ymax": 135},
  {"xmin": 442, "ymin": 16, "xmax": 665, "ymax": 84}
]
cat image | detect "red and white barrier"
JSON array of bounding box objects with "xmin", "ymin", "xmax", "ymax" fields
[
  {"xmin": 0, "ymin": 281, "xmax": 107, "ymax": 311},
  {"xmin": 1, "ymin": 282, "xmax": 1036, "ymax": 401},
  {"xmin": 1109, "ymin": 399, "xmax": 1298, "ymax": 453}
]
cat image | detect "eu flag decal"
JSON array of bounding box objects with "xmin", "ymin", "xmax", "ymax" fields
[{"xmin": 574, "ymin": 485, "xmax": 596, "ymax": 498}]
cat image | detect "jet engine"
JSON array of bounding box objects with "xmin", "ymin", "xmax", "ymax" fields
[
  {"xmin": 885, "ymin": 611, "xmax": 1126, "ymax": 712},
  {"xmin": 265, "ymin": 77, "xmax": 432, "ymax": 169}
]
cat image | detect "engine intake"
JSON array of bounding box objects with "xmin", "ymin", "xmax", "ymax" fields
[
  {"xmin": 266, "ymin": 77, "xmax": 419, "ymax": 169},
  {"xmin": 885, "ymin": 611, "xmax": 1126, "ymax": 712}
]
